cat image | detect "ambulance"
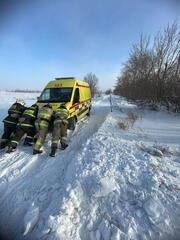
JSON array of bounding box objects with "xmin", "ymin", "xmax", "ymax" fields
[{"xmin": 37, "ymin": 77, "xmax": 92, "ymax": 130}]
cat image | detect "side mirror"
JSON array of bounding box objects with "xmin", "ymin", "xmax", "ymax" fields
[{"xmin": 37, "ymin": 96, "xmax": 40, "ymax": 101}]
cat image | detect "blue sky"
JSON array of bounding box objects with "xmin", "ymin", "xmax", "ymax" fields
[{"xmin": 0, "ymin": 0, "xmax": 179, "ymax": 91}]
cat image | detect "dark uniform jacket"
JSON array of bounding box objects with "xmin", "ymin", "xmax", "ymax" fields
[
  {"xmin": 3, "ymin": 103, "xmax": 26, "ymax": 125},
  {"xmin": 18, "ymin": 106, "xmax": 38, "ymax": 128}
]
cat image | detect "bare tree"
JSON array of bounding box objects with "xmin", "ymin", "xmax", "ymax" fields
[
  {"xmin": 114, "ymin": 21, "xmax": 180, "ymax": 111},
  {"xmin": 84, "ymin": 72, "xmax": 99, "ymax": 98},
  {"xmin": 152, "ymin": 22, "xmax": 180, "ymax": 102}
]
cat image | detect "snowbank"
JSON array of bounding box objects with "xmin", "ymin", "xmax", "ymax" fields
[{"xmin": 0, "ymin": 92, "xmax": 179, "ymax": 240}]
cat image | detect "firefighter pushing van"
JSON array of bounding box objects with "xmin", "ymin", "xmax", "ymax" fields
[
  {"xmin": 33, "ymin": 104, "xmax": 54, "ymax": 155},
  {"xmin": 6, "ymin": 104, "xmax": 39, "ymax": 153},
  {"xmin": 50, "ymin": 104, "xmax": 69, "ymax": 157},
  {"xmin": 0, "ymin": 99, "xmax": 26, "ymax": 149}
]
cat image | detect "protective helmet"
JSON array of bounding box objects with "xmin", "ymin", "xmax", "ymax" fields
[{"xmin": 16, "ymin": 99, "xmax": 25, "ymax": 106}]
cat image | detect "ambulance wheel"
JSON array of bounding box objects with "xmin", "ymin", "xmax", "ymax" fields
[
  {"xmin": 68, "ymin": 117, "xmax": 76, "ymax": 131},
  {"xmin": 87, "ymin": 107, "xmax": 91, "ymax": 116}
]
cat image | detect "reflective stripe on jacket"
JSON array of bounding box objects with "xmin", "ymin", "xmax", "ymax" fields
[
  {"xmin": 37, "ymin": 107, "xmax": 53, "ymax": 122},
  {"xmin": 54, "ymin": 108, "xmax": 69, "ymax": 120},
  {"xmin": 23, "ymin": 107, "xmax": 37, "ymax": 119},
  {"xmin": 17, "ymin": 106, "xmax": 38, "ymax": 128}
]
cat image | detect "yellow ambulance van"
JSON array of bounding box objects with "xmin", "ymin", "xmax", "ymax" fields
[{"xmin": 37, "ymin": 77, "xmax": 91, "ymax": 130}]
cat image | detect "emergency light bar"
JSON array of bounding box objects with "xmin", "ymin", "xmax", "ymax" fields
[{"xmin": 55, "ymin": 77, "xmax": 75, "ymax": 80}]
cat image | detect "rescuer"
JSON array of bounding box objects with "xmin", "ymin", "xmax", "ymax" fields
[
  {"xmin": 33, "ymin": 104, "xmax": 54, "ymax": 155},
  {"xmin": 0, "ymin": 99, "xmax": 26, "ymax": 149},
  {"xmin": 50, "ymin": 104, "xmax": 69, "ymax": 157},
  {"xmin": 6, "ymin": 104, "xmax": 39, "ymax": 153}
]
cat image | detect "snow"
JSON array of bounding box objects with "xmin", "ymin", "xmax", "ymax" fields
[
  {"xmin": 23, "ymin": 202, "xmax": 40, "ymax": 236},
  {"xmin": 0, "ymin": 91, "xmax": 180, "ymax": 240}
]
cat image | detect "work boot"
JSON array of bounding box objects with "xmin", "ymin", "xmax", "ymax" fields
[
  {"xmin": 61, "ymin": 142, "xmax": 68, "ymax": 150},
  {"xmin": 6, "ymin": 145, "xmax": 16, "ymax": 153},
  {"xmin": 49, "ymin": 147, "xmax": 57, "ymax": 157},
  {"xmin": 0, "ymin": 141, "xmax": 7, "ymax": 149},
  {"xmin": 33, "ymin": 149, "xmax": 43, "ymax": 155}
]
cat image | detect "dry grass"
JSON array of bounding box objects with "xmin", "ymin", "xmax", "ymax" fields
[
  {"xmin": 118, "ymin": 111, "xmax": 139, "ymax": 130},
  {"xmin": 118, "ymin": 121, "xmax": 129, "ymax": 130},
  {"xmin": 127, "ymin": 112, "xmax": 139, "ymax": 126}
]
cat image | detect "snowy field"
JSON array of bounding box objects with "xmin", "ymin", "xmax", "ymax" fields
[{"xmin": 0, "ymin": 91, "xmax": 180, "ymax": 240}]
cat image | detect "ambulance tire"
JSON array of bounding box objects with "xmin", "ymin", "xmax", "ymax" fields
[
  {"xmin": 87, "ymin": 107, "xmax": 91, "ymax": 116},
  {"xmin": 68, "ymin": 117, "xmax": 76, "ymax": 131}
]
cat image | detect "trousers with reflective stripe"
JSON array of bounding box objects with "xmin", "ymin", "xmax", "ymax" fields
[
  {"xmin": 34, "ymin": 120, "xmax": 49, "ymax": 151},
  {"xmin": 10, "ymin": 125, "xmax": 36, "ymax": 148},
  {"xmin": 51, "ymin": 120, "xmax": 68, "ymax": 148},
  {"xmin": 35, "ymin": 119, "xmax": 49, "ymax": 130},
  {"xmin": 0, "ymin": 122, "xmax": 17, "ymax": 147}
]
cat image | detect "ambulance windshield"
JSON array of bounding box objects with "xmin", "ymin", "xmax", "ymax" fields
[{"xmin": 38, "ymin": 88, "xmax": 73, "ymax": 103}]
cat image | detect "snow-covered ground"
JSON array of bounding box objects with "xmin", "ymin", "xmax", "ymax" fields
[{"xmin": 0, "ymin": 91, "xmax": 180, "ymax": 240}]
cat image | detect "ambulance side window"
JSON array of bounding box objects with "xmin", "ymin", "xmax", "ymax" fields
[{"xmin": 73, "ymin": 88, "xmax": 80, "ymax": 104}]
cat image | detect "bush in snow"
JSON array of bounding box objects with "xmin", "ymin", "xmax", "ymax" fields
[
  {"xmin": 118, "ymin": 111, "xmax": 139, "ymax": 130},
  {"xmin": 127, "ymin": 111, "xmax": 139, "ymax": 126},
  {"xmin": 118, "ymin": 120, "xmax": 129, "ymax": 130}
]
